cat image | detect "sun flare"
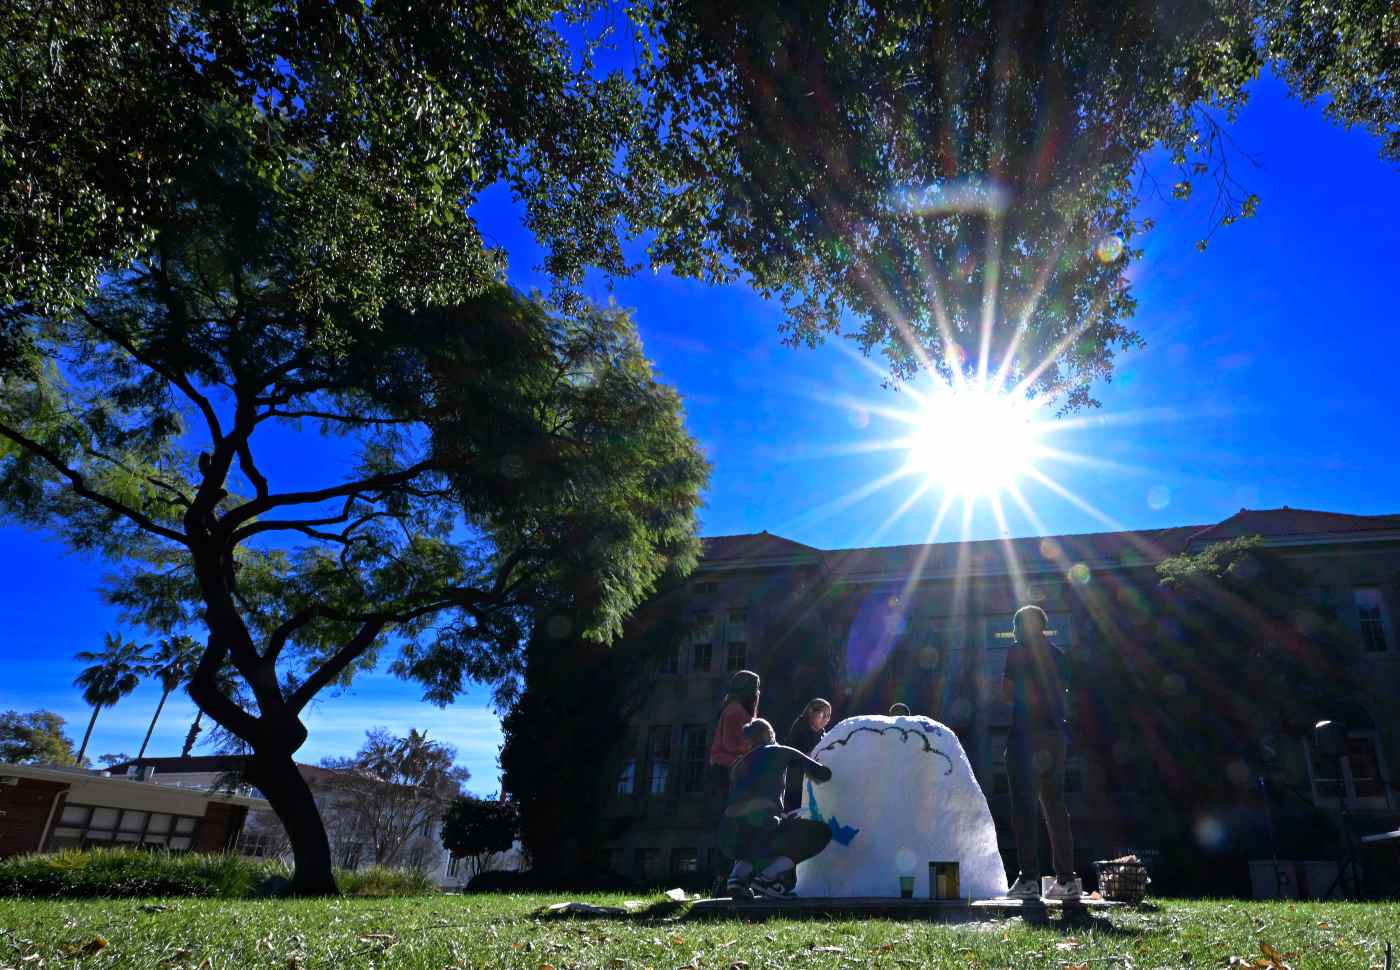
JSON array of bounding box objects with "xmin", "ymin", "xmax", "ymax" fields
[{"xmin": 905, "ymin": 385, "xmax": 1043, "ymax": 497}]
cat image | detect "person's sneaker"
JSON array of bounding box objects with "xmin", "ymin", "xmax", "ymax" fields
[
  {"xmin": 751, "ymin": 876, "xmax": 794, "ymax": 899},
  {"xmin": 1045, "ymin": 877, "xmax": 1083, "ymax": 901},
  {"xmin": 726, "ymin": 880, "xmax": 756, "ymax": 901},
  {"xmin": 1007, "ymin": 875, "xmax": 1042, "ymax": 898}
]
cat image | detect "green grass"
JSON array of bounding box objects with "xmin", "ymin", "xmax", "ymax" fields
[{"xmin": 0, "ymin": 894, "xmax": 1396, "ymax": 969}]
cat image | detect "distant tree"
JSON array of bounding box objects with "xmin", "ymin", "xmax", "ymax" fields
[
  {"xmin": 97, "ymin": 752, "xmax": 132, "ymax": 767},
  {"xmin": 441, "ymin": 795, "xmax": 519, "ymax": 881},
  {"xmin": 0, "ymin": 710, "xmax": 80, "ymax": 765},
  {"xmin": 138, "ymin": 634, "xmax": 202, "ymax": 759},
  {"xmin": 319, "ymin": 729, "xmax": 469, "ymax": 868},
  {"xmin": 72, "ymin": 633, "xmax": 147, "ymax": 763}
]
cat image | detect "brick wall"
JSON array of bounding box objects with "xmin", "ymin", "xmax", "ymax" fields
[
  {"xmin": 0, "ymin": 777, "xmax": 68, "ymax": 858},
  {"xmin": 194, "ymin": 802, "xmax": 249, "ymax": 853}
]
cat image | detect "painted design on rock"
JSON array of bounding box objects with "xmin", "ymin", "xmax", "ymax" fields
[{"xmin": 794, "ymin": 714, "xmax": 1009, "ymax": 899}]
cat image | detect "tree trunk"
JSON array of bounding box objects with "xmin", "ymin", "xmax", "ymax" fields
[
  {"xmin": 181, "ymin": 710, "xmax": 203, "ymax": 757},
  {"xmin": 245, "ymin": 748, "xmax": 338, "ymax": 895},
  {"xmin": 76, "ymin": 705, "xmax": 100, "ymax": 764},
  {"xmin": 137, "ymin": 688, "xmax": 171, "ymax": 760}
]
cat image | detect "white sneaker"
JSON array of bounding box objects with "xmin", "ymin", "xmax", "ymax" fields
[
  {"xmin": 1007, "ymin": 875, "xmax": 1041, "ymax": 898},
  {"xmin": 1045, "ymin": 877, "xmax": 1083, "ymax": 901}
]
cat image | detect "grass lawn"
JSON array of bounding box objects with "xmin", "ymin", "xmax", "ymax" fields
[{"xmin": 1, "ymin": 894, "xmax": 1396, "ymax": 969}]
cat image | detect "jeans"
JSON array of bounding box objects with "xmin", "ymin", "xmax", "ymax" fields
[
  {"xmin": 1005, "ymin": 729, "xmax": 1075, "ymax": 882},
  {"xmin": 720, "ymin": 815, "xmax": 833, "ymax": 871}
]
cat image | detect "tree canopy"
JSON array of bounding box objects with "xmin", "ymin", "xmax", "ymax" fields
[
  {"xmin": 441, "ymin": 795, "xmax": 520, "ymax": 881},
  {"xmin": 0, "ymin": 710, "xmax": 80, "ymax": 766}
]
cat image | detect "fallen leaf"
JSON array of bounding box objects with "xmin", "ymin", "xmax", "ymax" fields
[
  {"xmin": 671, "ymin": 936, "xmax": 685, "ymax": 946},
  {"xmin": 1065, "ymin": 964, "xmax": 1090, "ymax": 970},
  {"xmin": 81, "ymin": 938, "xmax": 108, "ymax": 955},
  {"xmin": 539, "ymin": 964, "xmax": 556, "ymax": 970}
]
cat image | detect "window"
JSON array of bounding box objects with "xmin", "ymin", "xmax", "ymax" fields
[
  {"xmin": 603, "ymin": 848, "xmax": 626, "ymax": 874},
  {"xmin": 727, "ymin": 609, "xmax": 750, "ymax": 641},
  {"xmin": 636, "ymin": 848, "xmax": 663, "ymax": 883},
  {"xmin": 339, "ymin": 842, "xmax": 364, "ymax": 870},
  {"xmin": 681, "ymin": 725, "xmax": 708, "ymax": 793},
  {"xmin": 696, "ymin": 582, "xmax": 718, "ymax": 596},
  {"xmin": 47, "ymin": 804, "xmax": 201, "ymax": 852},
  {"xmin": 447, "ymin": 855, "xmax": 461, "ymax": 878},
  {"xmin": 617, "ymin": 757, "xmax": 637, "ymax": 795},
  {"xmin": 647, "ymin": 726, "xmax": 672, "ymax": 796},
  {"xmin": 658, "ymin": 646, "xmax": 679, "ymax": 675},
  {"xmin": 1310, "ymin": 732, "xmax": 1388, "ymax": 804},
  {"xmin": 692, "ymin": 641, "xmax": 713, "ymax": 673},
  {"xmin": 406, "ymin": 846, "xmax": 427, "ymax": 870},
  {"xmin": 726, "ymin": 641, "xmax": 748, "ymax": 672},
  {"xmin": 1354, "ymin": 588, "xmax": 1391, "ymax": 652},
  {"xmin": 671, "ymin": 847, "xmax": 700, "ymax": 876}
]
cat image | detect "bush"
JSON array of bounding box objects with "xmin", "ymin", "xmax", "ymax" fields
[
  {"xmin": 0, "ymin": 847, "xmax": 286, "ymax": 898},
  {"xmin": 0, "ymin": 849, "xmax": 438, "ymax": 898},
  {"xmin": 337, "ymin": 865, "xmax": 436, "ymax": 897}
]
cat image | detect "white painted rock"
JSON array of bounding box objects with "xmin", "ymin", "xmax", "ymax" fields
[{"xmin": 794, "ymin": 715, "xmax": 1008, "ymax": 899}]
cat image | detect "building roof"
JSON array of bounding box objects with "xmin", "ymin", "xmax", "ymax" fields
[
  {"xmin": 104, "ymin": 756, "xmax": 344, "ymax": 785},
  {"xmin": 1186, "ymin": 507, "xmax": 1400, "ymax": 544},
  {"xmin": 700, "ymin": 531, "xmax": 822, "ymax": 564},
  {"xmin": 697, "ymin": 507, "xmax": 1400, "ymax": 583},
  {"xmin": 0, "ymin": 762, "xmax": 270, "ymax": 810}
]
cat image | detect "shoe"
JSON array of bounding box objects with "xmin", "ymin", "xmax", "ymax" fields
[
  {"xmin": 726, "ymin": 881, "xmax": 755, "ymax": 901},
  {"xmin": 1045, "ymin": 877, "xmax": 1083, "ymax": 901},
  {"xmin": 1007, "ymin": 875, "xmax": 1042, "ymax": 899},
  {"xmin": 750, "ymin": 876, "xmax": 794, "ymax": 899}
]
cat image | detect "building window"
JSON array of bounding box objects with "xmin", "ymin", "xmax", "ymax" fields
[
  {"xmin": 617, "ymin": 757, "xmax": 637, "ymax": 795},
  {"xmin": 447, "ymin": 855, "xmax": 461, "ymax": 878},
  {"xmin": 658, "ymin": 645, "xmax": 679, "ymax": 675},
  {"xmin": 696, "ymin": 582, "xmax": 718, "ymax": 596},
  {"xmin": 1309, "ymin": 732, "xmax": 1388, "ymax": 803},
  {"xmin": 636, "ymin": 848, "xmax": 663, "ymax": 883},
  {"xmin": 692, "ymin": 641, "xmax": 713, "ymax": 673},
  {"xmin": 681, "ymin": 725, "xmax": 708, "ymax": 793},
  {"xmin": 406, "ymin": 846, "xmax": 427, "ymax": 870},
  {"xmin": 604, "ymin": 848, "xmax": 626, "ymax": 874},
  {"xmin": 1354, "ymin": 588, "xmax": 1391, "ymax": 652},
  {"xmin": 339, "ymin": 842, "xmax": 364, "ymax": 870},
  {"xmin": 671, "ymin": 847, "xmax": 700, "ymax": 876},
  {"xmin": 47, "ymin": 804, "xmax": 199, "ymax": 852},
  {"xmin": 726, "ymin": 641, "xmax": 748, "ymax": 672},
  {"xmin": 647, "ymin": 726, "xmax": 672, "ymax": 795},
  {"xmin": 727, "ymin": 609, "xmax": 749, "ymax": 641}
]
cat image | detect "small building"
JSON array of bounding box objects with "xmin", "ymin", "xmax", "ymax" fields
[{"xmin": 0, "ymin": 762, "xmax": 267, "ymax": 857}]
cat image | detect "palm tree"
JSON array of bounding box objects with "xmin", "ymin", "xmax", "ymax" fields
[
  {"xmin": 181, "ymin": 657, "xmax": 240, "ymax": 757},
  {"xmin": 72, "ymin": 632, "xmax": 148, "ymax": 763},
  {"xmin": 137, "ymin": 635, "xmax": 202, "ymax": 759}
]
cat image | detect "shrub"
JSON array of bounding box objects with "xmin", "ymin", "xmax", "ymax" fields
[
  {"xmin": 336, "ymin": 865, "xmax": 436, "ymax": 897},
  {"xmin": 0, "ymin": 849, "xmax": 437, "ymax": 898},
  {"xmin": 0, "ymin": 847, "xmax": 286, "ymax": 898}
]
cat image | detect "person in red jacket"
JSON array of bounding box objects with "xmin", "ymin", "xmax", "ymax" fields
[{"xmin": 706, "ymin": 670, "xmax": 760, "ymax": 833}]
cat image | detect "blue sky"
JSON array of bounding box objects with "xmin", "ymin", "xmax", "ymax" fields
[{"xmin": 1, "ymin": 73, "xmax": 1396, "ymax": 793}]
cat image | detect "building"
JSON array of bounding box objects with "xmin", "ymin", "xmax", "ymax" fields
[
  {"xmin": 0, "ymin": 762, "xmax": 267, "ymax": 858},
  {"xmin": 594, "ymin": 507, "xmax": 1400, "ymax": 894},
  {"xmin": 103, "ymin": 756, "xmax": 523, "ymax": 888}
]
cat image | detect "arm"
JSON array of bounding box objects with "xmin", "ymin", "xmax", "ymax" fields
[
  {"xmin": 1002, "ymin": 645, "xmax": 1020, "ymax": 704},
  {"xmin": 713, "ymin": 704, "xmax": 748, "ymax": 761},
  {"xmin": 785, "ymin": 747, "xmax": 833, "ymax": 784}
]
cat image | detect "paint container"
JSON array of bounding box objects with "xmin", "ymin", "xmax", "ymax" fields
[
  {"xmin": 899, "ymin": 875, "xmax": 914, "ymax": 898},
  {"xmin": 929, "ymin": 861, "xmax": 960, "ymax": 900}
]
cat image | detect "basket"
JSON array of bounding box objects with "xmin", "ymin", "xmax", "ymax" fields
[{"xmin": 1095, "ymin": 860, "xmax": 1149, "ymax": 903}]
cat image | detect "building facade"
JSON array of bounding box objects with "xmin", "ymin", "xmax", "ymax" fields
[
  {"xmin": 0, "ymin": 762, "xmax": 266, "ymax": 858},
  {"xmin": 594, "ymin": 509, "xmax": 1400, "ymax": 894}
]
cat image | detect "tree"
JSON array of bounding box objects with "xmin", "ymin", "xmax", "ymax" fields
[
  {"xmin": 441, "ymin": 795, "xmax": 520, "ymax": 882},
  {"xmin": 0, "ymin": 710, "xmax": 80, "ymax": 765},
  {"xmin": 318, "ymin": 729, "xmax": 470, "ymax": 868},
  {"xmin": 634, "ymin": 0, "xmax": 1397, "ymax": 405},
  {"xmin": 138, "ymin": 634, "xmax": 202, "ymax": 759},
  {"xmin": 1, "ymin": 271, "xmax": 705, "ymax": 897},
  {"xmin": 1, "ymin": 0, "xmax": 647, "ymax": 327},
  {"xmin": 72, "ymin": 632, "xmax": 148, "ymax": 763},
  {"xmin": 180, "ymin": 657, "xmax": 242, "ymax": 757}
]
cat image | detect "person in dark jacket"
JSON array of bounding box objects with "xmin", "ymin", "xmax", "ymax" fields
[
  {"xmin": 1001, "ymin": 604, "xmax": 1080, "ymax": 901},
  {"xmin": 782, "ymin": 698, "xmax": 832, "ymax": 814},
  {"xmin": 720, "ymin": 718, "xmax": 834, "ymax": 899}
]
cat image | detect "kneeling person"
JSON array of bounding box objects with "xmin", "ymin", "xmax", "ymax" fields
[{"xmin": 721, "ymin": 718, "xmax": 834, "ymax": 899}]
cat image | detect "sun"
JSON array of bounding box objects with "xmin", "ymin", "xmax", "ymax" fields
[{"xmin": 905, "ymin": 383, "xmax": 1043, "ymax": 496}]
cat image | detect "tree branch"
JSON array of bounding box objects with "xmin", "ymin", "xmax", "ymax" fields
[
  {"xmin": 288, "ymin": 617, "xmax": 389, "ymax": 714},
  {"xmin": 0, "ymin": 420, "xmax": 190, "ymax": 545},
  {"xmin": 220, "ymin": 461, "xmax": 437, "ymax": 532}
]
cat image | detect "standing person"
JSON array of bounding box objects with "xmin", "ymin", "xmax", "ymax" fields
[
  {"xmin": 707, "ymin": 670, "xmax": 760, "ymax": 828},
  {"xmin": 721, "ymin": 718, "xmax": 834, "ymax": 898},
  {"xmin": 782, "ymin": 698, "xmax": 832, "ymax": 814},
  {"xmin": 1001, "ymin": 605, "xmax": 1081, "ymax": 900}
]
